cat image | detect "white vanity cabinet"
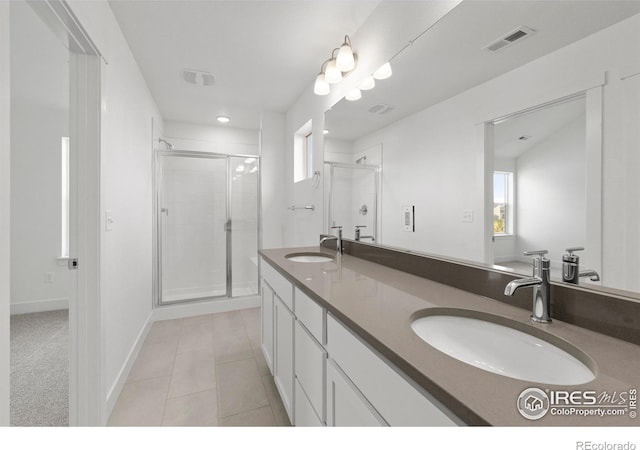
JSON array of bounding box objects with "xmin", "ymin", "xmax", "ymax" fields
[
  {"xmin": 260, "ymin": 279, "xmax": 274, "ymax": 374},
  {"xmin": 273, "ymin": 295, "xmax": 295, "ymax": 423},
  {"xmin": 260, "ymin": 256, "xmax": 461, "ymax": 427}
]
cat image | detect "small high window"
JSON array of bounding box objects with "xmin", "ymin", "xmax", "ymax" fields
[
  {"xmin": 294, "ymin": 120, "xmax": 313, "ymax": 183},
  {"xmin": 493, "ymin": 171, "xmax": 514, "ymax": 235}
]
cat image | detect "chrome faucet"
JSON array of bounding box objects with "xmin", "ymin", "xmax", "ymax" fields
[
  {"xmin": 562, "ymin": 247, "xmax": 600, "ymax": 284},
  {"xmin": 504, "ymin": 250, "xmax": 551, "ymax": 323},
  {"xmin": 354, "ymin": 225, "xmax": 375, "ymax": 242},
  {"xmin": 320, "ymin": 225, "xmax": 343, "ymax": 254}
]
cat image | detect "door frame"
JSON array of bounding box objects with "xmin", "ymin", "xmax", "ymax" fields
[{"xmin": 8, "ymin": 0, "xmax": 103, "ymax": 425}]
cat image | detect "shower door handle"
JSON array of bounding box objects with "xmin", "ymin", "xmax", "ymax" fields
[
  {"xmin": 224, "ymin": 219, "xmax": 231, "ymax": 232},
  {"xmin": 161, "ymin": 208, "xmax": 169, "ymax": 216}
]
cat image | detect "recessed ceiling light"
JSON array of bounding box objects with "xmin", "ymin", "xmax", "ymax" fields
[
  {"xmin": 323, "ymin": 129, "xmax": 330, "ymax": 135},
  {"xmin": 217, "ymin": 115, "xmax": 230, "ymax": 124}
]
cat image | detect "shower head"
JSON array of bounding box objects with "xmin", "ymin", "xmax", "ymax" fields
[
  {"xmin": 159, "ymin": 138, "xmax": 174, "ymax": 150},
  {"xmin": 355, "ymin": 155, "xmax": 367, "ymax": 164}
]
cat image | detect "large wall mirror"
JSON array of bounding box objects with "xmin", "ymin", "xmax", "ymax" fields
[{"xmin": 323, "ymin": 1, "xmax": 640, "ymax": 297}]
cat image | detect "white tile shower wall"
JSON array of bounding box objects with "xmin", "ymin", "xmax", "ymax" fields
[
  {"xmin": 67, "ymin": 0, "xmax": 165, "ymax": 420},
  {"xmin": 351, "ymin": 13, "xmax": 640, "ymax": 290},
  {"xmin": 9, "ymin": 2, "xmax": 70, "ymax": 313}
]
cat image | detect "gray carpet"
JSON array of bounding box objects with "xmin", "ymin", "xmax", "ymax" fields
[{"xmin": 10, "ymin": 309, "xmax": 69, "ymax": 426}]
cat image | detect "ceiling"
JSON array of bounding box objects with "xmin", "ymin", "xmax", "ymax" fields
[
  {"xmin": 108, "ymin": 0, "xmax": 381, "ymax": 130},
  {"xmin": 325, "ymin": 0, "xmax": 640, "ymax": 141}
]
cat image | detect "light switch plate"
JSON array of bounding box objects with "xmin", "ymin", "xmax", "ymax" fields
[
  {"xmin": 403, "ymin": 205, "xmax": 415, "ymax": 232},
  {"xmin": 105, "ymin": 210, "xmax": 114, "ymax": 231},
  {"xmin": 463, "ymin": 210, "xmax": 474, "ymax": 223}
]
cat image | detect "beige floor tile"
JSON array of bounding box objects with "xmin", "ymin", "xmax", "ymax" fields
[
  {"xmin": 108, "ymin": 377, "xmax": 170, "ymax": 426},
  {"xmin": 168, "ymin": 365, "xmax": 217, "ymax": 399},
  {"xmin": 173, "ymin": 347, "xmax": 215, "ymax": 372},
  {"xmin": 162, "ymin": 389, "xmax": 218, "ymax": 426},
  {"xmin": 177, "ymin": 329, "xmax": 214, "ymax": 354},
  {"xmin": 261, "ymin": 374, "xmax": 291, "ymax": 426},
  {"xmin": 213, "ymin": 327, "xmax": 254, "ymax": 363},
  {"xmin": 252, "ymin": 346, "xmax": 271, "ymax": 377},
  {"xmin": 220, "ymin": 406, "xmax": 277, "ymax": 427},
  {"xmin": 145, "ymin": 319, "xmax": 182, "ymax": 346},
  {"xmin": 127, "ymin": 342, "xmax": 176, "ymax": 381},
  {"xmin": 212, "ymin": 310, "xmax": 245, "ymax": 337},
  {"xmin": 216, "ymin": 358, "xmax": 270, "ymax": 417},
  {"xmin": 182, "ymin": 314, "xmax": 213, "ymax": 329}
]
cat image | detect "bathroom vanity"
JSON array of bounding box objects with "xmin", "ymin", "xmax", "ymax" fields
[{"xmin": 259, "ymin": 242, "xmax": 640, "ymax": 426}]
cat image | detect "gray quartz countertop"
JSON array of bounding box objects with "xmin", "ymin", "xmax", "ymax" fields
[{"xmin": 259, "ymin": 246, "xmax": 640, "ymax": 426}]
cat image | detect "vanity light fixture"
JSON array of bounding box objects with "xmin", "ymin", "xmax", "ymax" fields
[
  {"xmin": 217, "ymin": 115, "xmax": 230, "ymax": 124},
  {"xmin": 373, "ymin": 61, "xmax": 392, "ymax": 80},
  {"xmin": 359, "ymin": 75, "xmax": 375, "ymax": 91},
  {"xmin": 313, "ymin": 35, "xmax": 358, "ymax": 96},
  {"xmin": 345, "ymin": 88, "xmax": 362, "ymax": 101}
]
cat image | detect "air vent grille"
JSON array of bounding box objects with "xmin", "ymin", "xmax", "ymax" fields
[
  {"xmin": 182, "ymin": 69, "xmax": 216, "ymax": 87},
  {"xmin": 368, "ymin": 104, "xmax": 395, "ymax": 115},
  {"xmin": 484, "ymin": 26, "xmax": 536, "ymax": 52}
]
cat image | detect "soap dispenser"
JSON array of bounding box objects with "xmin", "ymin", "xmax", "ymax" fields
[{"xmin": 562, "ymin": 247, "xmax": 584, "ymax": 284}]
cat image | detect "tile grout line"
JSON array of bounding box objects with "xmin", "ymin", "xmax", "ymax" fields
[{"xmin": 159, "ymin": 317, "xmax": 182, "ymax": 426}]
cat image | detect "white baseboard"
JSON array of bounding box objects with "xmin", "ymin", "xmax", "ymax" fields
[
  {"xmin": 10, "ymin": 297, "xmax": 69, "ymax": 315},
  {"xmin": 152, "ymin": 295, "xmax": 260, "ymax": 321},
  {"xmin": 105, "ymin": 311, "xmax": 154, "ymax": 422}
]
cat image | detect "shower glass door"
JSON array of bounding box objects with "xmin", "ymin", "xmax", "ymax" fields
[{"xmin": 158, "ymin": 153, "xmax": 229, "ymax": 304}]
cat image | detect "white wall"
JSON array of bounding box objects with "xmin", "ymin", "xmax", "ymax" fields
[
  {"xmin": 515, "ymin": 115, "xmax": 586, "ymax": 266},
  {"xmin": 10, "ymin": 1, "xmax": 70, "ymax": 314},
  {"xmin": 67, "ymin": 0, "xmax": 164, "ymax": 420},
  {"xmin": 350, "ymin": 13, "xmax": 640, "ymax": 290},
  {"xmin": 0, "ymin": 0, "xmax": 11, "ymax": 427}
]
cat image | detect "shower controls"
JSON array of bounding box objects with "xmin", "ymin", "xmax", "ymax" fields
[{"xmin": 403, "ymin": 205, "xmax": 415, "ymax": 232}]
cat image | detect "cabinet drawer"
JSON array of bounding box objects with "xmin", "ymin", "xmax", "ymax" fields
[
  {"xmin": 294, "ymin": 287, "xmax": 325, "ymax": 343},
  {"xmin": 294, "ymin": 320, "xmax": 326, "ymax": 422},
  {"xmin": 261, "ymin": 258, "xmax": 293, "ymax": 310},
  {"xmin": 327, "ymin": 314, "xmax": 458, "ymax": 426},
  {"xmin": 294, "ymin": 380, "xmax": 323, "ymax": 427}
]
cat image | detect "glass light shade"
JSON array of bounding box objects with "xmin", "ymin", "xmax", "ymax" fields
[
  {"xmin": 359, "ymin": 76, "xmax": 375, "ymax": 90},
  {"xmin": 336, "ymin": 44, "xmax": 356, "ymax": 72},
  {"xmin": 313, "ymin": 73, "xmax": 330, "ymax": 95},
  {"xmin": 373, "ymin": 62, "xmax": 392, "ymax": 80},
  {"xmin": 345, "ymin": 88, "xmax": 362, "ymax": 101},
  {"xmin": 325, "ymin": 59, "xmax": 342, "ymax": 84}
]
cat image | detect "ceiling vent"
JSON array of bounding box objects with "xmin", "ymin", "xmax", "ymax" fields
[
  {"xmin": 368, "ymin": 104, "xmax": 395, "ymax": 115},
  {"xmin": 182, "ymin": 69, "xmax": 215, "ymax": 87},
  {"xmin": 484, "ymin": 26, "xmax": 536, "ymax": 52}
]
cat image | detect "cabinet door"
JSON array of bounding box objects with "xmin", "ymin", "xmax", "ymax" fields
[
  {"xmin": 260, "ymin": 279, "xmax": 274, "ymax": 374},
  {"xmin": 294, "ymin": 321, "xmax": 326, "ymax": 422},
  {"xmin": 295, "ymin": 380, "xmax": 323, "ymax": 426},
  {"xmin": 274, "ymin": 295, "xmax": 295, "ymax": 423},
  {"xmin": 326, "ymin": 359, "xmax": 387, "ymax": 427}
]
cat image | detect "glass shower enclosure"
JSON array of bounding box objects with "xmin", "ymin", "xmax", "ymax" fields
[{"xmin": 155, "ymin": 150, "xmax": 259, "ymax": 305}]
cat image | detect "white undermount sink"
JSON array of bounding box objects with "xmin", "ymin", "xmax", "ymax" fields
[
  {"xmin": 285, "ymin": 252, "xmax": 334, "ymax": 263},
  {"xmin": 411, "ymin": 311, "xmax": 596, "ymax": 385}
]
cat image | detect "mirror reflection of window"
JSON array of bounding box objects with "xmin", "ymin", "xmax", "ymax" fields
[{"xmin": 493, "ymin": 171, "xmax": 513, "ymax": 236}]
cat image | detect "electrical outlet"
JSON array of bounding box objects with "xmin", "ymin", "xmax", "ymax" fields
[
  {"xmin": 463, "ymin": 210, "xmax": 474, "ymax": 223},
  {"xmin": 45, "ymin": 272, "xmax": 55, "ymax": 283}
]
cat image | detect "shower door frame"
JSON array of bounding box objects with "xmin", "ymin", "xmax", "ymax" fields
[
  {"xmin": 154, "ymin": 149, "xmax": 259, "ymax": 307},
  {"xmin": 326, "ymin": 162, "xmax": 380, "ymax": 241}
]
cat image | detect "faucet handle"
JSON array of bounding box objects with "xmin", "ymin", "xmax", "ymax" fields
[
  {"xmin": 331, "ymin": 225, "xmax": 342, "ymax": 230},
  {"xmin": 565, "ymin": 246, "xmax": 584, "ymax": 255},
  {"xmin": 523, "ymin": 250, "xmax": 548, "ymax": 258},
  {"xmin": 354, "ymin": 225, "xmax": 366, "ymax": 229}
]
